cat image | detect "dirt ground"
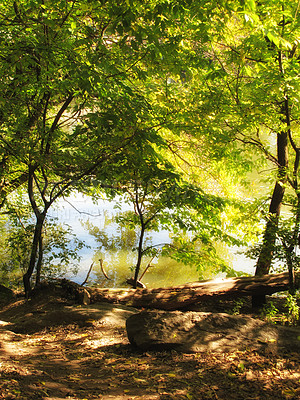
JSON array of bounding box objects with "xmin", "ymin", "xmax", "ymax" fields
[{"xmin": 0, "ymin": 287, "xmax": 300, "ymax": 400}]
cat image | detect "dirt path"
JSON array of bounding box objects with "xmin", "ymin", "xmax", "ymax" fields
[{"xmin": 0, "ymin": 291, "xmax": 300, "ymax": 400}]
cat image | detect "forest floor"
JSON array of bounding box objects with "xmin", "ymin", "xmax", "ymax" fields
[{"xmin": 0, "ymin": 286, "xmax": 300, "ymax": 400}]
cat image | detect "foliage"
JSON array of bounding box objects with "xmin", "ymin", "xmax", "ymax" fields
[
  {"xmin": 3, "ymin": 0, "xmax": 300, "ymax": 291},
  {"xmin": 0, "ymin": 200, "xmax": 85, "ymax": 288},
  {"xmin": 230, "ymin": 298, "xmax": 247, "ymax": 315},
  {"xmin": 246, "ymin": 209, "xmax": 300, "ymax": 280},
  {"xmin": 173, "ymin": 0, "xmax": 300, "ymax": 283},
  {"xmin": 284, "ymin": 294, "xmax": 299, "ymax": 326},
  {"xmin": 259, "ymin": 294, "xmax": 300, "ymax": 326},
  {"xmin": 260, "ymin": 301, "xmax": 279, "ymax": 323},
  {"xmin": 1, "ymin": 0, "xmax": 199, "ymax": 291},
  {"xmin": 102, "ymin": 166, "xmax": 240, "ymax": 284}
]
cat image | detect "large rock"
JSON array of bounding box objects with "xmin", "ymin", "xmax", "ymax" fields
[
  {"xmin": 0, "ymin": 284, "xmax": 15, "ymax": 304},
  {"xmin": 126, "ymin": 310, "xmax": 300, "ymax": 354}
]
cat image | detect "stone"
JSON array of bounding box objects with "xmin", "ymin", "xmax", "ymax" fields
[
  {"xmin": 126, "ymin": 310, "xmax": 300, "ymax": 354},
  {"xmin": 0, "ymin": 284, "xmax": 15, "ymax": 303}
]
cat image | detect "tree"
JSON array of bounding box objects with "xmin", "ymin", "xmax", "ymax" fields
[
  {"xmin": 114, "ymin": 176, "xmax": 228, "ymax": 288},
  {"xmin": 4, "ymin": 0, "xmax": 295, "ymax": 297},
  {"xmin": 0, "ymin": 192, "xmax": 85, "ymax": 287},
  {"xmin": 1, "ymin": 0, "xmax": 191, "ymax": 295},
  {"xmin": 87, "ymin": 101, "xmax": 243, "ymax": 289},
  {"xmin": 168, "ymin": 0, "xmax": 300, "ymax": 306},
  {"xmin": 3, "ymin": 0, "xmax": 240, "ymax": 294},
  {"xmin": 115, "ymin": 172, "xmax": 180, "ymax": 289}
]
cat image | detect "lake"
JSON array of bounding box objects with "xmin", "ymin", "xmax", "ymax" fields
[{"xmin": 49, "ymin": 193, "xmax": 256, "ymax": 288}]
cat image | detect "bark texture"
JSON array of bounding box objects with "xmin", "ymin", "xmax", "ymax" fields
[{"xmin": 63, "ymin": 272, "xmax": 300, "ymax": 310}]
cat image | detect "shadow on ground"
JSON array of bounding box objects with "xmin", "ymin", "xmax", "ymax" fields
[{"xmin": 0, "ymin": 288, "xmax": 299, "ymax": 399}]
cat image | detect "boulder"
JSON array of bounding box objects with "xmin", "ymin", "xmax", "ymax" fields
[
  {"xmin": 0, "ymin": 284, "xmax": 15, "ymax": 304},
  {"xmin": 126, "ymin": 310, "xmax": 300, "ymax": 354}
]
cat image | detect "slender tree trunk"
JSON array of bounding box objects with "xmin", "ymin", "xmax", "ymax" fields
[
  {"xmin": 133, "ymin": 222, "xmax": 146, "ymax": 288},
  {"xmin": 23, "ymin": 165, "xmax": 49, "ymax": 297},
  {"xmin": 23, "ymin": 214, "xmax": 45, "ymax": 297},
  {"xmin": 35, "ymin": 234, "xmax": 43, "ymax": 288}
]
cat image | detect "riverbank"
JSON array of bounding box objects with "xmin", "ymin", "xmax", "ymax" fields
[{"xmin": 0, "ymin": 288, "xmax": 299, "ymax": 400}]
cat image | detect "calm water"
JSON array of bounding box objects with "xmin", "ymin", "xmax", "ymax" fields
[{"xmin": 49, "ymin": 193, "xmax": 256, "ymax": 288}]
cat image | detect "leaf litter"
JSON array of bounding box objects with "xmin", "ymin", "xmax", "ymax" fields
[{"xmin": 0, "ymin": 291, "xmax": 299, "ymax": 400}]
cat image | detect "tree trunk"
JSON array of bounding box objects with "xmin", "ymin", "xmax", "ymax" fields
[
  {"xmin": 23, "ymin": 166, "xmax": 48, "ymax": 298},
  {"xmin": 35, "ymin": 234, "xmax": 43, "ymax": 288},
  {"xmin": 63, "ymin": 272, "xmax": 300, "ymax": 310},
  {"xmin": 133, "ymin": 221, "xmax": 145, "ymax": 288},
  {"xmin": 253, "ymin": 128, "xmax": 288, "ymax": 307},
  {"xmin": 23, "ymin": 214, "xmax": 45, "ymax": 297}
]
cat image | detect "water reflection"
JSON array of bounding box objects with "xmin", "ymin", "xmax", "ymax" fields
[
  {"xmin": 52, "ymin": 193, "xmax": 254, "ymax": 287},
  {"xmin": 77, "ymin": 210, "xmax": 200, "ymax": 287},
  {"xmin": 88, "ymin": 254, "xmax": 200, "ymax": 288}
]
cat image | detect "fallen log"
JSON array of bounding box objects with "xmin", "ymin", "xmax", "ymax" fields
[{"xmin": 62, "ymin": 271, "xmax": 300, "ymax": 310}]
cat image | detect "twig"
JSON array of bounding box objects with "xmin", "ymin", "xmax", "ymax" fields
[
  {"xmin": 81, "ymin": 262, "xmax": 94, "ymax": 286},
  {"xmin": 139, "ymin": 253, "xmax": 158, "ymax": 281},
  {"xmin": 61, "ymin": 196, "xmax": 103, "ymax": 217},
  {"xmin": 100, "ymin": 258, "xmax": 111, "ymax": 280}
]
